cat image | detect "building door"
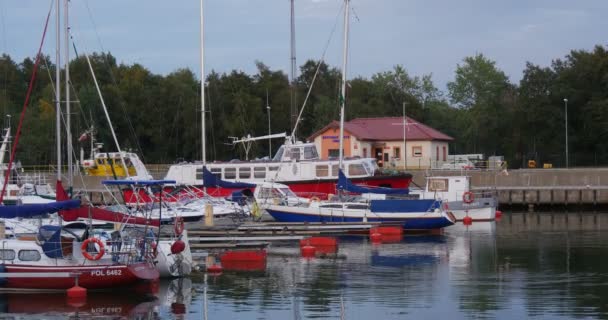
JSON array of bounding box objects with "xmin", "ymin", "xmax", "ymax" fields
[{"xmin": 375, "ymin": 147, "xmax": 384, "ymax": 167}]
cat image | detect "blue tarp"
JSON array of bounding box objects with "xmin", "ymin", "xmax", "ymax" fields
[
  {"xmin": 337, "ymin": 170, "xmax": 409, "ymax": 195},
  {"xmin": 369, "ymin": 199, "xmax": 440, "ymax": 213},
  {"xmin": 102, "ymin": 179, "xmax": 177, "ymax": 186},
  {"xmin": 202, "ymin": 166, "xmax": 256, "ymax": 189},
  {"xmin": 37, "ymin": 225, "xmax": 63, "ymax": 259},
  {"xmin": 0, "ymin": 200, "xmax": 80, "ymax": 219}
]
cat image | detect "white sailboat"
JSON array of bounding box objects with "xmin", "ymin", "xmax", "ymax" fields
[{"xmin": 257, "ymin": 0, "xmax": 455, "ymax": 230}]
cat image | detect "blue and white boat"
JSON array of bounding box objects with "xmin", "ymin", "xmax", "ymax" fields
[{"xmin": 259, "ymin": 171, "xmax": 455, "ymax": 230}]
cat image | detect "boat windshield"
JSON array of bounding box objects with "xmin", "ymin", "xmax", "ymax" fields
[
  {"xmin": 272, "ymin": 146, "xmax": 285, "ymax": 161},
  {"xmin": 278, "ymin": 187, "xmax": 297, "ymax": 197}
]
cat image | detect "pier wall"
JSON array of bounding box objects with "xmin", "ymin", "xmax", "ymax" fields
[{"xmin": 409, "ymin": 168, "xmax": 608, "ymax": 206}]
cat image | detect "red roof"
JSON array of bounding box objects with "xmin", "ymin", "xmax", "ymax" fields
[{"xmin": 308, "ymin": 117, "xmax": 454, "ymax": 142}]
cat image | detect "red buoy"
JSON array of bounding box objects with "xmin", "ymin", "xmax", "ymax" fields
[
  {"xmin": 371, "ymin": 226, "xmax": 403, "ymax": 236},
  {"xmin": 67, "ymin": 284, "xmax": 87, "ymax": 299},
  {"xmin": 370, "ymin": 232, "xmax": 383, "ymax": 244},
  {"xmin": 220, "ymin": 250, "xmax": 267, "ymax": 271},
  {"xmin": 171, "ymin": 239, "xmax": 186, "ymax": 254},
  {"xmin": 300, "ymin": 237, "xmax": 338, "ymax": 254},
  {"xmin": 171, "ymin": 303, "xmax": 186, "ymax": 315},
  {"xmin": 495, "ymin": 210, "xmax": 503, "ymax": 218},
  {"xmin": 463, "ymin": 216, "xmax": 473, "ymax": 225},
  {"xmin": 207, "ymin": 264, "xmax": 223, "ymax": 274},
  {"xmin": 301, "ymin": 245, "xmax": 316, "ymax": 258}
]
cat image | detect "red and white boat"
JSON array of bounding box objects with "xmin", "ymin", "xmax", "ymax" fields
[
  {"xmin": 0, "ymin": 224, "xmax": 159, "ymax": 290},
  {"xmin": 159, "ymin": 140, "xmax": 412, "ymax": 200}
]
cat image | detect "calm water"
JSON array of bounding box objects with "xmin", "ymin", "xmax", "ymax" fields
[{"xmin": 3, "ymin": 212, "xmax": 608, "ymax": 319}]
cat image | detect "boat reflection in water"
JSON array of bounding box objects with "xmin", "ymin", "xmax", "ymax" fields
[
  {"xmin": 0, "ymin": 278, "xmax": 196, "ymax": 319},
  {"xmin": 0, "ymin": 286, "xmax": 159, "ymax": 319}
]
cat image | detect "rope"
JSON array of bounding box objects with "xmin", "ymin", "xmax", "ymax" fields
[{"xmin": 0, "ymin": 1, "xmax": 54, "ymax": 204}]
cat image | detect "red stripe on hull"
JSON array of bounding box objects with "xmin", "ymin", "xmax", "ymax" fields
[
  {"xmin": 4, "ymin": 263, "xmax": 158, "ymax": 290},
  {"xmin": 123, "ymin": 175, "xmax": 412, "ymax": 203}
]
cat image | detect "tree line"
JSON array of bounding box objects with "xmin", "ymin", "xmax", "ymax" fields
[{"xmin": 0, "ymin": 45, "xmax": 607, "ymax": 168}]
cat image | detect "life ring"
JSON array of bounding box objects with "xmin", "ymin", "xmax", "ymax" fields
[
  {"xmin": 462, "ymin": 192, "xmax": 475, "ymax": 204},
  {"xmin": 81, "ymin": 237, "xmax": 105, "ymax": 261},
  {"xmin": 174, "ymin": 217, "xmax": 185, "ymax": 236},
  {"xmin": 309, "ymin": 196, "xmax": 320, "ymax": 203},
  {"xmin": 148, "ymin": 242, "xmax": 158, "ymax": 259},
  {"xmin": 443, "ymin": 202, "xmax": 449, "ymax": 210}
]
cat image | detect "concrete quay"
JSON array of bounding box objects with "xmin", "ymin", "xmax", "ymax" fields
[{"xmin": 409, "ymin": 168, "xmax": 608, "ymax": 209}]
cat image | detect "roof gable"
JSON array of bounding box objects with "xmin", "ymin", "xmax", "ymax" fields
[{"xmin": 308, "ymin": 117, "xmax": 453, "ymax": 141}]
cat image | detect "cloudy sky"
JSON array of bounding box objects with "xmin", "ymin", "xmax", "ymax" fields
[{"xmin": 1, "ymin": 0, "xmax": 606, "ymax": 91}]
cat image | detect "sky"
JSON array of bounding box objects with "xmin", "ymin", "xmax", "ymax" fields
[{"xmin": 0, "ymin": 0, "xmax": 606, "ymax": 92}]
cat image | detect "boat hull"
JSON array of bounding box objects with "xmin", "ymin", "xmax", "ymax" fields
[
  {"xmin": 447, "ymin": 198, "xmax": 497, "ymax": 221},
  {"xmin": 123, "ymin": 174, "xmax": 412, "ymax": 203},
  {"xmin": 1, "ymin": 263, "xmax": 159, "ymax": 290},
  {"xmin": 265, "ymin": 206, "xmax": 454, "ymax": 230}
]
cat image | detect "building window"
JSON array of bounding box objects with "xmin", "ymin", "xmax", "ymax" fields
[
  {"xmin": 442, "ymin": 146, "xmax": 447, "ymax": 161},
  {"xmin": 363, "ymin": 148, "xmax": 367, "ymax": 157},
  {"xmin": 393, "ymin": 147, "xmax": 400, "ymax": 159},
  {"xmin": 436, "ymin": 146, "xmax": 439, "ymax": 161},
  {"xmin": 328, "ymin": 149, "xmax": 342, "ymax": 158},
  {"xmin": 412, "ymin": 146, "xmax": 422, "ymax": 157}
]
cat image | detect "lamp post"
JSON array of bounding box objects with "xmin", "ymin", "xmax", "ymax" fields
[
  {"xmin": 266, "ymin": 89, "xmax": 271, "ymax": 159},
  {"xmin": 564, "ymin": 98, "xmax": 568, "ymax": 168}
]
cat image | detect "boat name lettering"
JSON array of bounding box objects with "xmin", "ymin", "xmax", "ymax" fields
[
  {"xmin": 90, "ymin": 269, "xmax": 122, "ymax": 276},
  {"xmin": 91, "ymin": 307, "xmax": 122, "ymax": 313}
]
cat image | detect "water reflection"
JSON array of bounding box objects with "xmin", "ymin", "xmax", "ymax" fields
[
  {"xmin": 193, "ymin": 213, "xmax": 608, "ymax": 319},
  {"xmin": 0, "ymin": 286, "xmax": 159, "ymax": 319},
  {"xmin": 2, "ymin": 213, "xmax": 608, "ymax": 319}
]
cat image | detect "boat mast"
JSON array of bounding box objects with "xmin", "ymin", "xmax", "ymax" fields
[
  {"xmin": 338, "ymin": 0, "xmax": 350, "ymax": 170},
  {"xmin": 200, "ymin": 0, "xmax": 206, "ymax": 166},
  {"xmin": 64, "ymin": 0, "xmax": 72, "ymax": 188},
  {"xmin": 289, "ymin": 0, "xmax": 297, "ymax": 140},
  {"xmin": 55, "ymin": 0, "xmax": 61, "ymax": 182}
]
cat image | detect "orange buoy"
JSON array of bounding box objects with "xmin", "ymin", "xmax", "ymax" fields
[
  {"xmin": 301, "ymin": 245, "xmax": 316, "ymax": 258},
  {"xmin": 207, "ymin": 264, "xmax": 223, "ymax": 274},
  {"xmin": 370, "ymin": 232, "xmax": 383, "ymax": 244},
  {"xmin": 463, "ymin": 216, "xmax": 473, "ymax": 225}
]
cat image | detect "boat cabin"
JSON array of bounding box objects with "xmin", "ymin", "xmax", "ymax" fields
[
  {"xmin": 413, "ymin": 176, "xmax": 471, "ymax": 202},
  {"xmin": 82, "ymin": 151, "xmax": 151, "ymax": 180}
]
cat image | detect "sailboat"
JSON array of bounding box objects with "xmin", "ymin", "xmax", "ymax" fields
[
  {"xmin": 256, "ymin": 0, "xmax": 455, "ymax": 230},
  {"xmin": 163, "ymin": 0, "xmax": 412, "ymax": 200},
  {"xmin": 0, "ymin": 1, "xmax": 160, "ymax": 289}
]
